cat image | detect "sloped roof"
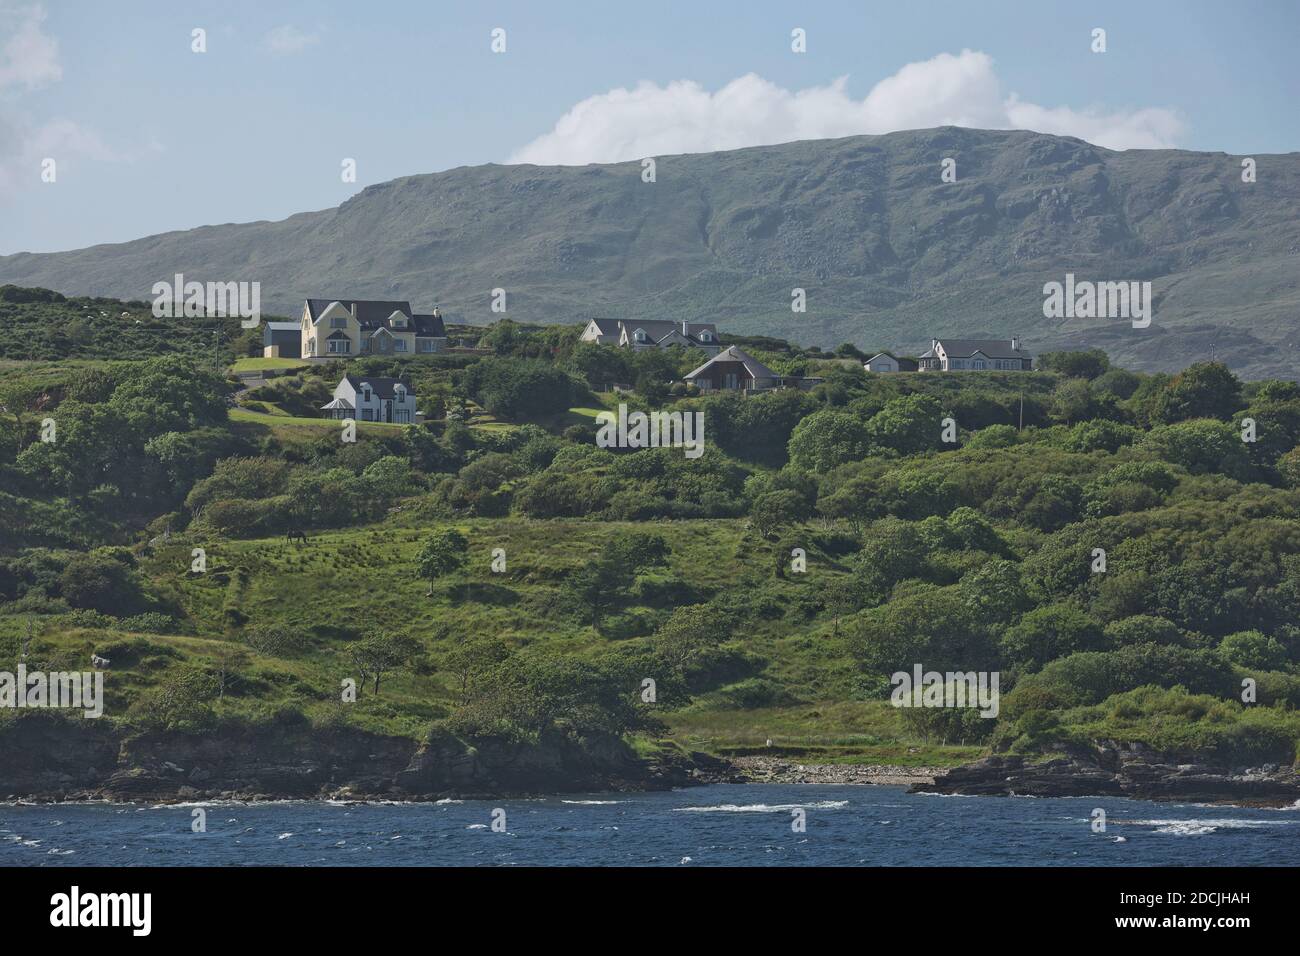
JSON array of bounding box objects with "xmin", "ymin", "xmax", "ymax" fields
[
  {"xmin": 341, "ymin": 374, "xmax": 415, "ymax": 399},
  {"xmin": 412, "ymin": 313, "xmax": 446, "ymax": 337},
  {"xmin": 587, "ymin": 318, "xmax": 622, "ymax": 336},
  {"xmin": 626, "ymin": 319, "xmax": 719, "ymax": 347},
  {"xmin": 931, "ymin": 339, "xmax": 1030, "ymax": 360},
  {"xmin": 684, "ymin": 345, "xmax": 778, "ymax": 381},
  {"xmin": 306, "ymin": 299, "xmax": 446, "ymax": 337}
]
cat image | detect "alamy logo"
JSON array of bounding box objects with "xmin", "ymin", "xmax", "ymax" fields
[
  {"xmin": 1042, "ymin": 273, "xmax": 1152, "ymax": 328},
  {"xmin": 151, "ymin": 272, "xmax": 261, "ymax": 327},
  {"xmin": 50, "ymin": 886, "xmax": 151, "ymax": 936},
  {"xmin": 595, "ymin": 403, "xmax": 705, "ymax": 459},
  {"xmin": 890, "ymin": 665, "xmax": 1000, "ymax": 718},
  {"xmin": 0, "ymin": 666, "xmax": 103, "ymax": 718}
]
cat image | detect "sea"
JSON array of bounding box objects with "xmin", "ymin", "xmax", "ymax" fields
[{"xmin": 3, "ymin": 783, "xmax": 1297, "ymax": 867}]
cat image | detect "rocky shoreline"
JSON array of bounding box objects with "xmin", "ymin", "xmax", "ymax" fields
[
  {"xmin": 730, "ymin": 756, "xmax": 940, "ymax": 786},
  {"xmin": 910, "ymin": 745, "xmax": 1300, "ymax": 807}
]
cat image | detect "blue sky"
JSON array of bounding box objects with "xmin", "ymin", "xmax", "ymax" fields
[{"xmin": 1, "ymin": 0, "xmax": 1296, "ymax": 253}]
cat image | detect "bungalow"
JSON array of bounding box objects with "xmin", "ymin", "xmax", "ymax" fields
[
  {"xmin": 301, "ymin": 299, "xmax": 447, "ymax": 360},
  {"xmin": 580, "ymin": 318, "xmax": 723, "ymax": 355},
  {"xmin": 918, "ymin": 338, "xmax": 1032, "ymax": 372},
  {"xmin": 321, "ymin": 374, "xmax": 418, "ymax": 424},
  {"xmin": 683, "ymin": 346, "xmax": 815, "ymax": 393},
  {"xmin": 864, "ymin": 351, "xmax": 919, "ymax": 373}
]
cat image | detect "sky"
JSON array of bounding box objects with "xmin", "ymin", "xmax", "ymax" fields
[{"xmin": 1, "ymin": 0, "xmax": 1296, "ymax": 254}]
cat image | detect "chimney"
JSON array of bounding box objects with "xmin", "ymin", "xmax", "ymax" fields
[
  {"xmin": 931, "ymin": 338, "xmax": 939, "ymax": 351},
  {"xmin": 433, "ymin": 307, "xmax": 441, "ymax": 318},
  {"xmin": 1011, "ymin": 336, "xmax": 1020, "ymax": 351},
  {"xmin": 682, "ymin": 320, "xmax": 689, "ymax": 337}
]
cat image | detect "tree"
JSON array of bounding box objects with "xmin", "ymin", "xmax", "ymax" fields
[
  {"xmin": 348, "ymin": 631, "xmax": 422, "ymax": 696},
  {"xmin": 565, "ymin": 532, "xmax": 671, "ymax": 629},
  {"xmin": 441, "ymin": 636, "xmax": 511, "ymax": 704},
  {"xmin": 1219, "ymin": 630, "xmax": 1288, "ymax": 671},
  {"xmin": 1000, "ymin": 604, "xmax": 1105, "ymax": 673},
  {"xmin": 1037, "ymin": 349, "xmax": 1110, "ymax": 380},
  {"xmin": 416, "ymin": 529, "xmax": 468, "ymax": 596},
  {"xmin": 1150, "ymin": 362, "xmax": 1243, "ymax": 424},
  {"xmin": 750, "ymin": 489, "xmax": 810, "ymax": 538},
  {"xmin": 788, "ymin": 409, "xmax": 872, "ymax": 472},
  {"xmin": 865, "ymin": 394, "xmax": 946, "ymax": 455}
]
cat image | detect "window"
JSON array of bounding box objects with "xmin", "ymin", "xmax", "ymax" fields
[
  {"xmin": 634, "ymin": 329, "xmax": 647, "ymax": 343},
  {"xmin": 700, "ymin": 331, "xmax": 712, "ymax": 342},
  {"xmin": 328, "ymin": 339, "xmax": 351, "ymax": 354},
  {"xmin": 395, "ymin": 410, "xmax": 411, "ymax": 424},
  {"xmin": 394, "ymin": 339, "xmax": 407, "ymax": 352},
  {"xmin": 973, "ymin": 359, "xmax": 986, "ymax": 370},
  {"xmin": 724, "ymin": 372, "xmax": 739, "ymax": 389},
  {"xmin": 361, "ymin": 409, "xmax": 374, "ymax": 421},
  {"xmin": 419, "ymin": 339, "xmax": 435, "ymax": 352},
  {"xmin": 331, "ymin": 316, "xmax": 347, "ymax": 329}
]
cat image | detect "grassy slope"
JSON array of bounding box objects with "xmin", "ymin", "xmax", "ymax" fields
[{"xmin": 2, "ymin": 509, "xmax": 968, "ymax": 763}]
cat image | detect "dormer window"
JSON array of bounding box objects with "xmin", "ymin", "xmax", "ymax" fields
[
  {"xmin": 634, "ymin": 329, "xmax": 648, "ymax": 343},
  {"xmin": 700, "ymin": 331, "xmax": 712, "ymax": 342}
]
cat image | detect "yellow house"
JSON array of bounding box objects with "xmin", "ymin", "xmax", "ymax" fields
[{"xmin": 300, "ymin": 298, "xmax": 447, "ymax": 359}]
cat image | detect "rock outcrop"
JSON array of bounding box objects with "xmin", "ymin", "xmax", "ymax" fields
[{"xmin": 912, "ymin": 742, "xmax": 1300, "ymax": 806}]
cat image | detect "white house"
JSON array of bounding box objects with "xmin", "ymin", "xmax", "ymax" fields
[
  {"xmin": 580, "ymin": 318, "xmax": 723, "ymax": 355},
  {"xmin": 301, "ymin": 299, "xmax": 447, "ymax": 360},
  {"xmin": 918, "ymin": 338, "xmax": 1032, "ymax": 371},
  {"xmin": 321, "ymin": 375, "xmax": 418, "ymax": 424}
]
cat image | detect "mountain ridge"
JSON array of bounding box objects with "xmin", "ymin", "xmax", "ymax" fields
[{"xmin": 3, "ymin": 126, "xmax": 1298, "ymax": 377}]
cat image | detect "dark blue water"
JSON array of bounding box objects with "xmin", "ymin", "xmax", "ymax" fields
[{"xmin": 3, "ymin": 785, "xmax": 1297, "ymax": 866}]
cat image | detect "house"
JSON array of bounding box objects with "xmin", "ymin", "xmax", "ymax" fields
[
  {"xmin": 301, "ymin": 299, "xmax": 447, "ymax": 359},
  {"xmin": 580, "ymin": 318, "xmax": 723, "ymax": 355},
  {"xmin": 864, "ymin": 351, "xmax": 919, "ymax": 373},
  {"xmin": 262, "ymin": 321, "xmax": 302, "ymax": 358},
  {"xmin": 683, "ymin": 346, "xmax": 813, "ymax": 393},
  {"xmin": 321, "ymin": 375, "xmax": 418, "ymax": 424},
  {"xmin": 918, "ymin": 338, "xmax": 1032, "ymax": 371}
]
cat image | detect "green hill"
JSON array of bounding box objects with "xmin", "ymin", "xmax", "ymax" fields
[{"xmin": 1, "ymin": 128, "xmax": 1297, "ymax": 378}]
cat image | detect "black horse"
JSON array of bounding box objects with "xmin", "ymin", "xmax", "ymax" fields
[{"xmin": 285, "ymin": 528, "xmax": 308, "ymax": 544}]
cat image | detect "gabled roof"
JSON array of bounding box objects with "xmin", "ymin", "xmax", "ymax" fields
[
  {"xmin": 930, "ymin": 339, "xmax": 1030, "ymax": 360},
  {"xmin": 265, "ymin": 321, "xmax": 299, "ymax": 332},
  {"xmin": 586, "ymin": 318, "xmax": 622, "ymax": 336},
  {"xmin": 624, "ymin": 319, "xmax": 720, "ymax": 349},
  {"xmin": 341, "ymin": 374, "xmax": 415, "ymax": 399},
  {"xmin": 684, "ymin": 346, "xmax": 778, "ymax": 381},
  {"xmin": 306, "ymin": 299, "xmax": 446, "ymax": 337}
]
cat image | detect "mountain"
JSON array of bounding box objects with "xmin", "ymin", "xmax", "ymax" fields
[{"xmin": 3, "ymin": 127, "xmax": 1298, "ymax": 377}]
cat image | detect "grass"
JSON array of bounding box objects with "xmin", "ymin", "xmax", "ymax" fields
[
  {"xmin": 230, "ymin": 357, "xmax": 309, "ymax": 373},
  {"xmin": 3, "ymin": 512, "xmax": 974, "ymax": 757},
  {"xmin": 228, "ymin": 407, "xmax": 405, "ymax": 430}
]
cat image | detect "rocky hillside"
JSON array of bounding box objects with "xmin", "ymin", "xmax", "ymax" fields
[{"xmin": 2, "ymin": 127, "xmax": 1298, "ymax": 376}]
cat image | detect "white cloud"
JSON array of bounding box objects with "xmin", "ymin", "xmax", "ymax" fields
[
  {"xmin": 263, "ymin": 24, "xmax": 321, "ymax": 56},
  {"xmin": 0, "ymin": 2, "xmax": 60, "ymax": 91},
  {"xmin": 0, "ymin": 5, "xmax": 131, "ymax": 200},
  {"xmin": 510, "ymin": 50, "xmax": 1185, "ymax": 165}
]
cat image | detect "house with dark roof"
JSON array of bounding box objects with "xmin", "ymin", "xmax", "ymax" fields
[
  {"xmin": 300, "ymin": 299, "xmax": 447, "ymax": 359},
  {"xmin": 864, "ymin": 351, "xmax": 919, "ymax": 373},
  {"xmin": 580, "ymin": 318, "xmax": 723, "ymax": 355},
  {"xmin": 321, "ymin": 374, "xmax": 418, "ymax": 424},
  {"xmin": 683, "ymin": 346, "xmax": 817, "ymax": 392},
  {"xmin": 918, "ymin": 338, "xmax": 1032, "ymax": 372}
]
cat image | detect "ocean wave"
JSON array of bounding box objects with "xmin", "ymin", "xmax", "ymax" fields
[
  {"xmin": 673, "ymin": 800, "xmax": 849, "ymax": 813},
  {"xmin": 1132, "ymin": 818, "xmax": 1291, "ymax": 835}
]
